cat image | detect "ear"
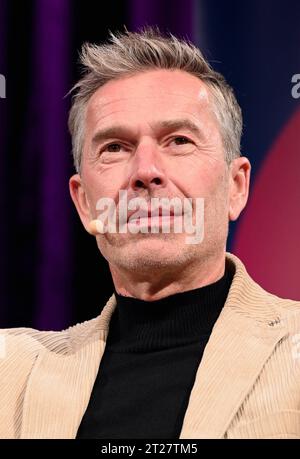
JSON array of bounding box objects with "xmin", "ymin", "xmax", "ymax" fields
[
  {"xmin": 69, "ymin": 174, "xmax": 93, "ymax": 233},
  {"xmin": 228, "ymin": 157, "xmax": 251, "ymax": 221}
]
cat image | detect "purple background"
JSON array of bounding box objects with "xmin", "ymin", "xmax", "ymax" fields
[{"xmin": 0, "ymin": 0, "xmax": 299, "ymax": 330}]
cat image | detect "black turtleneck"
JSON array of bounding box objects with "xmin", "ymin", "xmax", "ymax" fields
[{"xmin": 76, "ymin": 261, "xmax": 234, "ymax": 439}]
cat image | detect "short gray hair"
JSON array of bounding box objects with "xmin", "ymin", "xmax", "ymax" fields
[{"xmin": 68, "ymin": 27, "xmax": 242, "ymax": 174}]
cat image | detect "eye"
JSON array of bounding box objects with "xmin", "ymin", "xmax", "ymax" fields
[
  {"xmin": 104, "ymin": 143, "xmax": 122, "ymax": 153},
  {"xmin": 172, "ymin": 136, "xmax": 191, "ymax": 145}
]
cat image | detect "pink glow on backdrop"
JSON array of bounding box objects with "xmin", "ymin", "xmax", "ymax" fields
[{"xmin": 233, "ymin": 108, "xmax": 300, "ymax": 300}]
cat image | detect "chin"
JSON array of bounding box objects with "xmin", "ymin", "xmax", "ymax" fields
[
  {"xmin": 128, "ymin": 239, "xmax": 177, "ymax": 259},
  {"xmin": 117, "ymin": 252, "xmax": 179, "ymax": 271},
  {"xmin": 106, "ymin": 237, "xmax": 196, "ymax": 272},
  {"xmin": 98, "ymin": 232, "xmax": 195, "ymax": 266}
]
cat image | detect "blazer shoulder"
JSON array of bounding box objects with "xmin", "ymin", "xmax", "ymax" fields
[
  {"xmin": 275, "ymin": 296, "xmax": 300, "ymax": 332},
  {"xmin": 0, "ymin": 311, "xmax": 108, "ymax": 360},
  {"xmin": 226, "ymin": 252, "xmax": 300, "ymax": 327},
  {"xmin": 0, "ymin": 294, "xmax": 116, "ymax": 360},
  {"xmin": 254, "ymin": 284, "xmax": 300, "ymax": 330},
  {"xmin": 0, "ymin": 326, "xmax": 70, "ymax": 360}
]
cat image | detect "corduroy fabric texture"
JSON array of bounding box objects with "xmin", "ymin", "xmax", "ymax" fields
[{"xmin": 0, "ymin": 252, "xmax": 299, "ymax": 439}]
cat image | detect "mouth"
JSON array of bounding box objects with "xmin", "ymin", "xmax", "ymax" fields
[
  {"xmin": 125, "ymin": 206, "xmax": 186, "ymax": 233},
  {"xmin": 127, "ymin": 206, "xmax": 182, "ymax": 223}
]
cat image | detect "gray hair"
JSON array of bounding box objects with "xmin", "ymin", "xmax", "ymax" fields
[{"xmin": 68, "ymin": 27, "xmax": 242, "ymax": 174}]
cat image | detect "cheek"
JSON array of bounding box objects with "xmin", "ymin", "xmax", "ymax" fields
[
  {"xmin": 192, "ymin": 169, "xmax": 229, "ymax": 220},
  {"xmin": 209, "ymin": 176, "xmax": 230, "ymax": 221},
  {"xmin": 83, "ymin": 165, "xmax": 123, "ymax": 204},
  {"xmin": 181, "ymin": 166, "xmax": 225, "ymax": 200}
]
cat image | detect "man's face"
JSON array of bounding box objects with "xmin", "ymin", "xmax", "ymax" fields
[{"xmin": 70, "ymin": 69, "xmax": 247, "ymax": 274}]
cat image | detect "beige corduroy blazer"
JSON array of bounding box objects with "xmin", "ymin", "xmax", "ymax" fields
[{"xmin": 0, "ymin": 252, "xmax": 300, "ymax": 439}]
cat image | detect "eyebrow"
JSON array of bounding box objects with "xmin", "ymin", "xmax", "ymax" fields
[
  {"xmin": 91, "ymin": 126, "xmax": 135, "ymax": 147},
  {"xmin": 91, "ymin": 118, "xmax": 204, "ymax": 147},
  {"xmin": 156, "ymin": 119, "xmax": 204, "ymax": 139}
]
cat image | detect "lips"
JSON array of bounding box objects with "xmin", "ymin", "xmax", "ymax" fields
[{"xmin": 127, "ymin": 206, "xmax": 181, "ymax": 222}]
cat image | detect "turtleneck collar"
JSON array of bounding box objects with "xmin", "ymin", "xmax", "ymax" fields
[{"xmin": 106, "ymin": 260, "xmax": 235, "ymax": 353}]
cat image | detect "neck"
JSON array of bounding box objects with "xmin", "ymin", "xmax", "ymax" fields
[{"xmin": 109, "ymin": 251, "xmax": 226, "ymax": 301}]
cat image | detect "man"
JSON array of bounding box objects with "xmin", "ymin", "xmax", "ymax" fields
[{"xmin": 0, "ymin": 28, "xmax": 299, "ymax": 439}]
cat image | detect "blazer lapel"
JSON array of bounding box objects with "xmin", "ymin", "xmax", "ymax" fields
[
  {"xmin": 20, "ymin": 333, "xmax": 106, "ymax": 438},
  {"xmin": 20, "ymin": 296, "xmax": 117, "ymax": 439},
  {"xmin": 179, "ymin": 254, "xmax": 288, "ymax": 439}
]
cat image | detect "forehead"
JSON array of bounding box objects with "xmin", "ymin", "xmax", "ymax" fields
[{"xmin": 85, "ymin": 69, "xmax": 213, "ymax": 129}]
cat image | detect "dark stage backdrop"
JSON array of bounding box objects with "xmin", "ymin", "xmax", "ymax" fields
[{"xmin": 0, "ymin": 0, "xmax": 299, "ymax": 330}]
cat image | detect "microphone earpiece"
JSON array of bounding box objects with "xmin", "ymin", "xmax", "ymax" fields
[{"xmin": 87, "ymin": 219, "xmax": 104, "ymax": 235}]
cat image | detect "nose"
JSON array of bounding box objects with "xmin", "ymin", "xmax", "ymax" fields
[{"xmin": 129, "ymin": 144, "xmax": 168, "ymax": 192}]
